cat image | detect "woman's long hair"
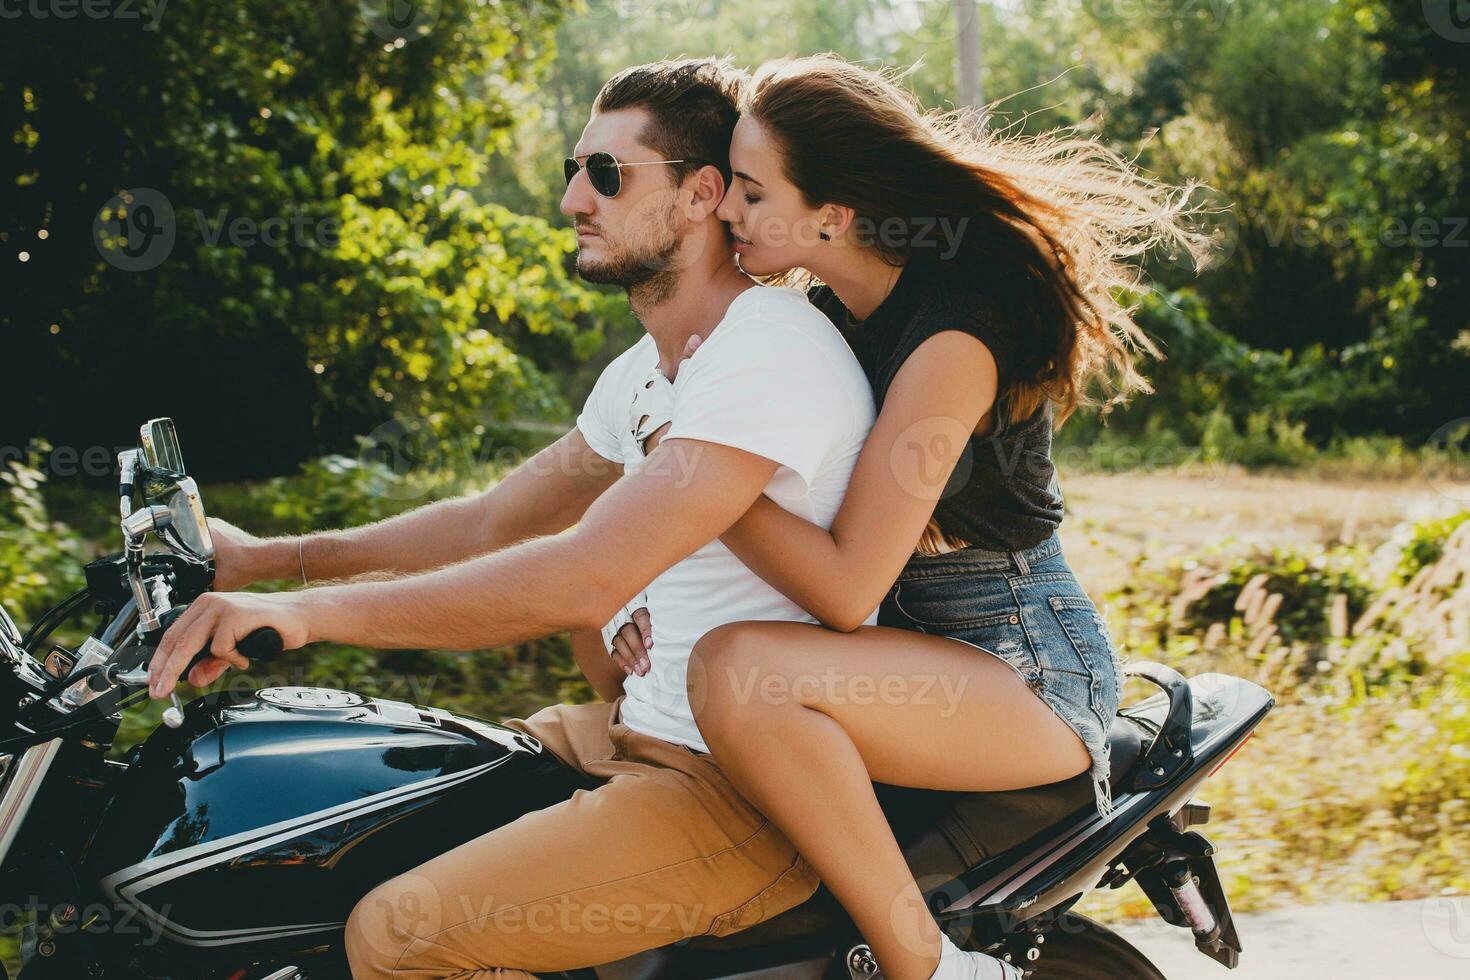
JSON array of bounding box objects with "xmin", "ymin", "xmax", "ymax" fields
[{"xmin": 744, "ymin": 55, "xmax": 1216, "ymax": 426}]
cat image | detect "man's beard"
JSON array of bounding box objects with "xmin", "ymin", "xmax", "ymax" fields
[{"xmin": 576, "ymin": 230, "xmax": 683, "ymax": 306}]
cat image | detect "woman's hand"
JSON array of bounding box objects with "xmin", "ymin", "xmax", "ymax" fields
[{"xmin": 607, "ymin": 607, "xmax": 653, "ymax": 676}]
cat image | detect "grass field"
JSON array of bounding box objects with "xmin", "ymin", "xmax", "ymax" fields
[{"xmin": 1059, "ymin": 469, "xmax": 1461, "ymax": 594}]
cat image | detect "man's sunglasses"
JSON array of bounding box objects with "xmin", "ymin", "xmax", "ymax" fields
[{"xmin": 563, "ymin": 152, "xmax": 706, "ymax": 198}]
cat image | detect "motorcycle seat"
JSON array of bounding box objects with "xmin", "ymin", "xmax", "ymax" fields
[{"xmin": 687, "ymin": 715, "xmax": 1149, "ymax": 951}]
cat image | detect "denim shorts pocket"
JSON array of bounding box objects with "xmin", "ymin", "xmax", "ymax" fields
[
  {"xmin": 933, "ymin": 616, "xmax": 1044, "ymax": 694},
  {"xmin": 890, "ymin": 578, "xmax": 1019, "ymax": 631},
  {"xmin": 1048, "ymin": 596, "xmax": 1120, "ymax": 722}
]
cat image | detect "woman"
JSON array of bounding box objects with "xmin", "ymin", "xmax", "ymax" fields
[{"xmin": 603, "ymin": 55, "xmax": 1209, "ymax": 980}]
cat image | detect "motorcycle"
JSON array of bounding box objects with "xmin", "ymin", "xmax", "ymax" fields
[{"xmin": 0, "ymin": 417, "xmax": 1275, "ymax": 979}]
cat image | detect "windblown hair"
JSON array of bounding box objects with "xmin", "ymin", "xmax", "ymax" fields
[
  {"xmin": 594, "ymin": 58, "xmax": 750, "ymax": 189},
  {"xmin": 744, "ymin": 54, "xmax": 1217, "ymax": 425}
]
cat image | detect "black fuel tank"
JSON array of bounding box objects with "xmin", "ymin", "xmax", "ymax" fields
[{"xmin": 81, "ymin": 686, "xmax": 584, "ymax": 954}]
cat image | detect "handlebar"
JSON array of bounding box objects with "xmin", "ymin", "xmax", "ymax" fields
[
  {"xmin": 146, "ymin": 605, "xmax": 287, "ymax": 684},
  {"xmin": 100, "ymin": 622, "xmax": 287, "ymax": 699},
  {"xmin": 179, "ymin": 625, "xmax": 285, "ymax": 680}
]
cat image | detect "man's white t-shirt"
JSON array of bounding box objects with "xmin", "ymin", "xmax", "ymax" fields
[{"xmin": 576, "ymin": 285, "xmax": 878, "ymax": 753}]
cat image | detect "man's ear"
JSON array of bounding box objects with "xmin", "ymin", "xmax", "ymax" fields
[{"xmin": 682, "ymin": 164, "xmax": 728, "ymax": 222}]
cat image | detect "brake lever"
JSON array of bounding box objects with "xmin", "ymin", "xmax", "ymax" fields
[
  {"xmin": 114, "ymin": 624, "xmax": 285, "ymax": 729},
  {"xmin": 106, "ymin": 665, "xmax": 186, "ymax": 727},
  {"xmin": 111, "ymin": 665, "xmax": 152, "ymax": 687}
]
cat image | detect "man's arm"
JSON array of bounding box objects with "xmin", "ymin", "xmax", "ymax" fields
[
  {"xmin": 571, "ymin": 628, "xmax": 628, "ymax": 702},
  {"xmin": 147, "ymin": 438, "xmax": 778, "ymax": 696},
  {"xmin": 220, "ymin": 428, "xmax": 621, "ymax": 589}
]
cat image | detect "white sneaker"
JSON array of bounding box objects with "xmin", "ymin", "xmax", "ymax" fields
[{"xmin": 928, "ymin": 932, "xmax": 1024, "ymax": 980}]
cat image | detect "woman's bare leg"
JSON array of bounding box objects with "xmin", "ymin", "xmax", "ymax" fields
[{"xmin": 687, "ymin": 621, "xmax": 1092, "ymax": 980}]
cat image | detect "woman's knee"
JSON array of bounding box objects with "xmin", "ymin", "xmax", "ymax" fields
[{"xmin": 687, "ymin": 622, "xmax": 767, "ymax": 730}]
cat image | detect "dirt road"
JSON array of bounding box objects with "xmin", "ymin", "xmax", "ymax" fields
[{"xmin": 1110, "ymin": 897, "xmax": 1470, "ymax": 978}]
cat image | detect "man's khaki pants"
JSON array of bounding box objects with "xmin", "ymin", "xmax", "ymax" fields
[{"xmin": 344, "ymin": 695, "xmax": 821, "ymax": 978}]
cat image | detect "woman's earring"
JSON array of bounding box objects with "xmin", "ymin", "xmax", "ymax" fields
[{"xmin": 819, "ymin": 231, "xmax": 832, "ymax": 241}]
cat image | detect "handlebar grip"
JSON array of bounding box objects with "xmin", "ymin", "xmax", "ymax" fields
[
  {"xmin": 181, "ymin": 627, "xmax": 285, "ymax": 681},
  {"xmin": 236, "ymin": 627, "xmax": 285, "ymax": 663}
]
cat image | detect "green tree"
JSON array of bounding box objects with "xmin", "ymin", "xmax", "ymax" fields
[{"xmin": 2, "ymin": 0, "xmax": 622, "ymax": 479}]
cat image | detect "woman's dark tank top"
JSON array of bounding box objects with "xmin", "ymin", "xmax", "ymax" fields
[{"xmin": 808, "ymin": 259, "xmax": 1065, "ymax": 553}]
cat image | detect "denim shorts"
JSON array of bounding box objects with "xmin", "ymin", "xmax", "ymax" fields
[{"xmin": 878, "ymin": 533, "xmax": 1124, "ymax": 821}]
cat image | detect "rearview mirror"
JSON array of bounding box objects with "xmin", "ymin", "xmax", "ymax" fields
[
  {"xmin": 157, "ymin": 477, "xmax": 214, "ymax": 561},
  {"xmin": 139, "ymin": 418, "xmax": 185, "ymax": 477}
]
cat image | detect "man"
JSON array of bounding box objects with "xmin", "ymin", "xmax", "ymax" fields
[{"xmin": 148, "ymin": 59, "xmax": 877, "ymax": 977}]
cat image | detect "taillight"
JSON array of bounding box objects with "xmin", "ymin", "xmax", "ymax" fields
[{"xmin": 1208, "ymin": 730, "xmax": 1256, "ymax": 778}]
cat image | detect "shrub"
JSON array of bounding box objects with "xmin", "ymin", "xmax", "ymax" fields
[
  {"xmin": 1393, "ymin": 511, "xmax": 1470, "ymax": 584},
  {"xmin": 0, "ymin": 444, "xmax": 88, "ymax": 628},
  {"xmin": 1180, "ymin": 547, "xmax": 1372, "ymax": 645}
]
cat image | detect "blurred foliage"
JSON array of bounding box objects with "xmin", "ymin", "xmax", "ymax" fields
[
  {"xmin": 4, "ymin": 0, "xmax": 1467, "ymax": 475},
  {"xmin": 1104, "ymin": 534, "xmax": 1426, "ymax": 692},
  {"xmin": 1082, "ymin": 0, "xmax": 1469, "ymax": 443},
  {"xmin": 0, "ymin": 443, "xmax": 88, "ymax": 624},
  {"xmin": 2, "ymin": 0, "xmax": 632, "ymax": 480},
  {"xmin": 1177, "ymin": 549, "xmax": 1374, "ymax": 646},
  {"xmin": 511, "ymin": 0, "xmax": 1469, "ymax": 453},
  {"xmin": 1117, "ymin": 543, "xmax": 1370, "ymax": 652},
  {"xmin": 1394, "ymin": 511, "xmax": 1470, "ymax": 584},
  {"xmin": 1085, "ymin": 509, "xmax": 1469, "ymax": 920}
]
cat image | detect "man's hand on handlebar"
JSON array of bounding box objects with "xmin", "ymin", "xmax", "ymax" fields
[{"xmin": 148, "ymin": 591, "xmax": 309, "ymax": 698}]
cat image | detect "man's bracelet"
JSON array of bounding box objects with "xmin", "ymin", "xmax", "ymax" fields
[{"xmin": 298, "ymin": 538, "xmax": 309, "ymax": 586}]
